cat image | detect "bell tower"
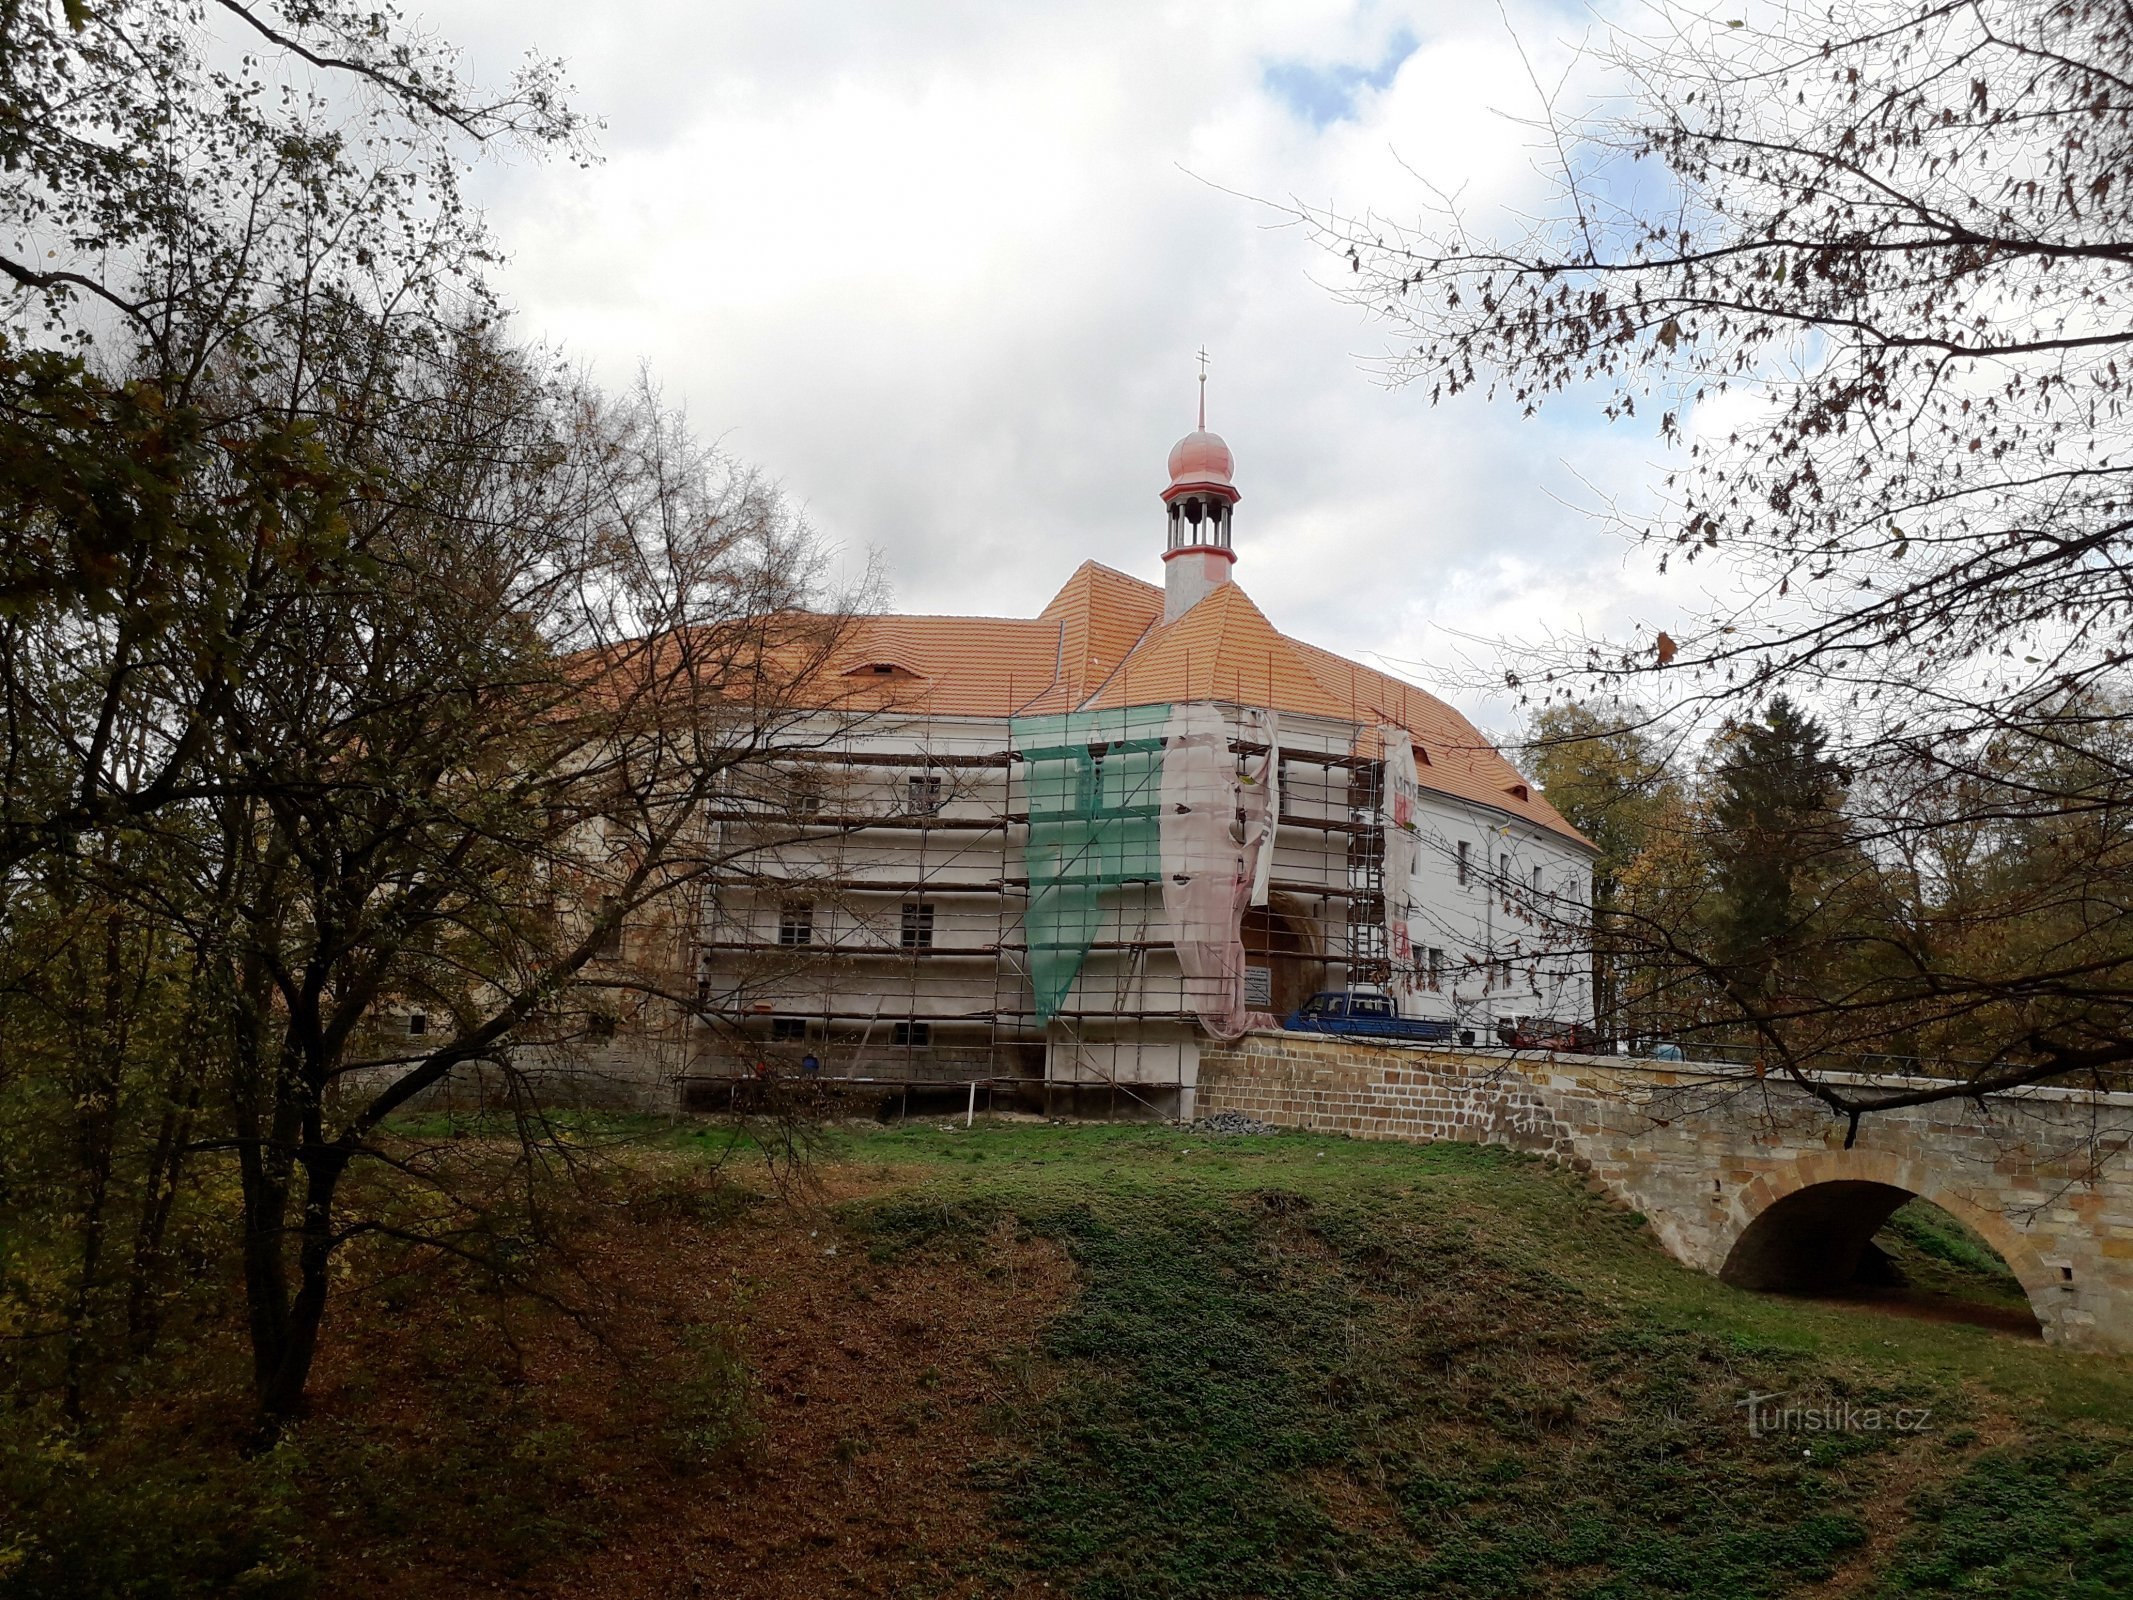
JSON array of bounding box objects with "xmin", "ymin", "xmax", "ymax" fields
[{"xmin": 1161, "ymin": 353, "xmax": 1240, "ymax": 623}]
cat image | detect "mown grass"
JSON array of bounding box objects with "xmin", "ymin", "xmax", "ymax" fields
[{"xmin": 834, "ymin": 1121, "xmax": 2133, "ymax": 1599}]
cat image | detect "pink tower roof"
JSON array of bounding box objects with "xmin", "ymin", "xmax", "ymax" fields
[{"xmin": 1166, "ymin": 429, "xmax": 1235, "ymax": 492}]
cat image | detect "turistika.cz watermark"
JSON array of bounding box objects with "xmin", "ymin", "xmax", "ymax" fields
[{"xmin": 1735, "ymin": 1391, "xmax": 1931, "ymax": 1437}]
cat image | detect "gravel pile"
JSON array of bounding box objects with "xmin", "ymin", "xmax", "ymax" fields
[{"xmin": 1187, "ymin": 1109, "xmax": 1278, "ymax": 1137}]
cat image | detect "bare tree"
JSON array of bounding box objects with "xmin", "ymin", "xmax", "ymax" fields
[
  {"xmin": 1300, "ymin": 0, "xmax": 2133, "ymax": 1123},
  {"xmin": 0, "ymin": 1, "xmax": 889, "ymax": 1429},
  {"xmin": 0, "ymin": 0, "xmax": 584, "ymax": 869}
]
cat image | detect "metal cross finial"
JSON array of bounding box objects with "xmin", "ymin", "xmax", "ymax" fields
[{"xmin": 1195, "ymin": 345, "xmax": 1209, "ymax": 429}]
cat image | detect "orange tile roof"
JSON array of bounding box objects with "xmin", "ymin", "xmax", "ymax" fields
[
  {"xmin": 1031, "ymin": 561, "xmax": 1163, "ymax": 711},
  {"xmin": 1279, "ymin": 635, "xmax": 1582, "ymax": 841},
  {"xmin": 826, "ymin": 613, "xmax": 1066, "ymax": 719},
  {"xmin": 1079, "ymin": 582, "xmax": 1358, "ymax": 720},
  {"xmin": 807, "ymin": 564, "xmax": 1588, "ymax": 848}
]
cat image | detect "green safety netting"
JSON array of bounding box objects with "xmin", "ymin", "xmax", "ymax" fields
[{"xmin": 1009, "ymin": 705, "xmax": 1172, "ymax": 1023}]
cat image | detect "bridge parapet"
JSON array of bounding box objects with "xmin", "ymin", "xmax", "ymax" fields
[{"xmin": 1199, "ymin": 1031, "xmax": 2133, "ymax": 1351}]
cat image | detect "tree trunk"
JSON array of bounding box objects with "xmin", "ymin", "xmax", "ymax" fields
[{"xmin": 253, "ymin": 1148, "xmax": 346, "ymax": 1423}]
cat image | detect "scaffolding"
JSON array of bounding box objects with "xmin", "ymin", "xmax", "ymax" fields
[{"xmin": 679, "ymin": 701, "xmax": 1408, "ymax": 1117}]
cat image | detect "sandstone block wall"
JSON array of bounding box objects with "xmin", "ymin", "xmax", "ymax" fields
[{"xmin": 1198, "ymin": 1033, "xmax": 2133, "ymax": 1352}]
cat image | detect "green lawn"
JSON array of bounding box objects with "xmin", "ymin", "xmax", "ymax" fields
[{"xmin": 830, "ymin": 1121, "xmax": 2133, "ymax": 1599}]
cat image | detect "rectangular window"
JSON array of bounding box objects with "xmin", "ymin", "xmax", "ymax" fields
[
  {"xmin": 901, "ymin": 901, "xmax": 935, "ymax": 949},
  {"xmin": 1456, "ymin": 840, "xmax": 1471, "ymax": 886},
  {"xmin": 907, "ymin": 773, "xmax": 943, "ymax": 815},
  {"xmin": 771, "ymin": 1017, "xmax": 806, "ymax": 1042},
  {"xmin": 407, "ymin": 1011, "xmax": 428, "ymax": 1037},
  {"xmin": 1531, "ymin": 865, "xmax": 1544, "ymax": 893},
  {"xmin": 1426, "ymin": 948, "xmax": 1444, "ymax": 991},
  {"xmin": 891, "ymin": 1020, "xmax": 931, "ymax": 1047},
  {"xmin": 786, "ymin": 779, "xmax": 823, "ymax": 819},
  {"xmin": 777, "ymin": 899, "xmax": 813, "ymax": 947},
  {"xmin": 593, "ymin": 893, "xmax": 623, "ymax": 957},
  {"xmin": 1494, "ymin": 956, "xmax": 1513, "ymax": 990}
]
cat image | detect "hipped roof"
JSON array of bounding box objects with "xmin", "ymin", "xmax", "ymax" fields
[{"xmin": 827, "ymin": 561, "xmax": 1588, "ymax": 849}]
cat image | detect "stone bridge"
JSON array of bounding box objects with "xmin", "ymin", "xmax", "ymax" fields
[{"xmin": 1195, "ymin": 1032, "xmax": 2133, "ymax": 1352}]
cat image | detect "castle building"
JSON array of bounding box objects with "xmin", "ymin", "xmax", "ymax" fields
[{"xmin": 685, "ymin": 409, "xmax": 1596, "ymax": 1116}]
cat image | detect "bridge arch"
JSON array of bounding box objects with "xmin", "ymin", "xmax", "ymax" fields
[{"xmin": 1712, "ymin": 1149, "xmax": 2057, "ymax": 1334}]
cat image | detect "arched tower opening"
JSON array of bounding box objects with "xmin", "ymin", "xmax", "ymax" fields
[{"xmin": 1241, "ymin": 898, "xmax": 1327, "ymax": 1018}]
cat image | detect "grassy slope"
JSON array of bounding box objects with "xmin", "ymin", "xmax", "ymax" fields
[
  {"xmin": 7, "ymin": 1118, "xmax": 2129, "ymax": 1600},
  {"xmin": 834, "ymin": 1122, "xmax": 2133, "ymax": 1600}
]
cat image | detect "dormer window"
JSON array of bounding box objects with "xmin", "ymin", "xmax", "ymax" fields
[
  {"xmin": 841, "ymin": 659, "xmax": 924, "ymax": 681},
  {"xmin": 1505, "ymin": 782, "xmax": 1530, "ymax": 801}
]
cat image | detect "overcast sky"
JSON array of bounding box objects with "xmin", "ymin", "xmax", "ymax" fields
[{"xmin": 422, "ymin": 0, "xmax": 1694, "ymax": 734}]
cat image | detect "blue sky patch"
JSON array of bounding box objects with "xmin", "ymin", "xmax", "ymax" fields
[{"xmin": 1262, "ymin": 28, "xmax": 1419, "ymax": 128}]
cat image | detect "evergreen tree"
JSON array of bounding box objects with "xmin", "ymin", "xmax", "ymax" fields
[{"xmin": 1708, "ymin": 698, "xmax": 1847, "ymax": 1001}]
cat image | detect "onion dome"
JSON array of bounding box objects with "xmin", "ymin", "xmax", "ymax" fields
[{"xmin": 1166, "ymin": 429, "xmax": 1235, "ymax": 491}]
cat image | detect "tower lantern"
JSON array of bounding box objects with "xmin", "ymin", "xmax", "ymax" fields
[{"xmin": 1160, "ymin": 353, "xmax": 1240, "ymax": 623}]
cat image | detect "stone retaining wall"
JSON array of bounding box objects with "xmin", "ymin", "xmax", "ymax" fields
[{"xmin": 1198, "ymin": 1032, "xmax": 2133, "ymax": 1352}]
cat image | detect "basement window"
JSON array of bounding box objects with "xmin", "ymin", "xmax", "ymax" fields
[{"xmin": 891, "ymin": 1020, "xmax": 931, "ymax": 1047}]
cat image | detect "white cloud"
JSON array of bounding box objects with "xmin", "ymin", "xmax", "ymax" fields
[{"xmin": 420, "ymin": 0, "xmax": 1694, "ymax": 729}]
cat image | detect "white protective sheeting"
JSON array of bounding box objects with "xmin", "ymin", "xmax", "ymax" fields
[
  {"xmin": 1379, "ymin": 724, "xmax": 1424, "ymax": 1001},
  {"xmin": 1245, "ymin": 707, "xmax": 1279, "ymax": 909},
  {"xmin": 1159, "ymin": 704, "xmax": 1279, "ymax": 1039}
]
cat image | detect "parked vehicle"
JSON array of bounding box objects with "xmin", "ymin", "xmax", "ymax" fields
[
  {"xmin": 1282, "ymin": 991, "xmax": 1455, "ymax": 1042},
  {"xmin": 1493, "ymin": 1018, "xmax": 1600, "ymax": 1052}
]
